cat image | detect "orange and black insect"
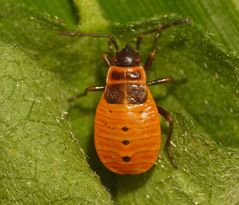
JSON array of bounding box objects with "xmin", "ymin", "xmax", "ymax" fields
[{"xmin": 60, "ymin": 18, "xmax": 190, "ymax": 175}]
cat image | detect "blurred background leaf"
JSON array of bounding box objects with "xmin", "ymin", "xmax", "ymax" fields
[{"xmin": 0, "ymin": 0, "xmax": 238, "ymax": 204}]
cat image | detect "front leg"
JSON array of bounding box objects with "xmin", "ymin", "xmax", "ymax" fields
[
  {"xmin": 69, "ymin": 85, "xmax": 105, "ymax": 102},
  {"xmin": 157, "ymin": 105, "xmax": 177, "ymax": 168},
  {"xmin": 144, "ymin": 48, "xmax": 157, "ymax": 70}
]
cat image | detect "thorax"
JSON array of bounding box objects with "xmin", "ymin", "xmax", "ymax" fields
[
  {"xmin": 104, "ymin": 66, "xmax": 148, "ymax": 104},
  {"xmin": 106, "ymin": 66, "xmax": 146, "ymax": 85}
]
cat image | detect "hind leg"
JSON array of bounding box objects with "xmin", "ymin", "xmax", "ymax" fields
[{"xmin": 157, "ymin": 105, "xmax": 177, "ymax": 168}]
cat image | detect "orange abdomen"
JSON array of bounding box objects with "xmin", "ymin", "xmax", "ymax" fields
[{"xmin": 94, "ymin": 88, "xmax": 161, "ymax": 175}]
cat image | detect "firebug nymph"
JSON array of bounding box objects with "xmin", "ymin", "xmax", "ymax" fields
[{"xmin": 60, "ymin": 18, "xmax": 190, "ymax": 174}]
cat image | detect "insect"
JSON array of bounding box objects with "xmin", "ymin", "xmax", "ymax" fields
[{"xmin": 60, "ymin": 18, "xmax": 190, "ymax": 174}]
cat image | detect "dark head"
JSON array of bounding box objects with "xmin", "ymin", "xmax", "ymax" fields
[{"xmin": 113, "ymin": 44, "xmax": 141, "ymax": 67}]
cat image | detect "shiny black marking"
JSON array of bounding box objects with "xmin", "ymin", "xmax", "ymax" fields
[
  {"xmin": 122, "ymin": 127, "xmax": 129, "ymax": 132},
  {"xmin": 122, "ymin": 156, "xmax": 131, "ymax": 162},
  {"xmin": 105, "ymin": 84, "xmax": 124, "ymax": 104},
  {"xmin": 111, "ymin": 71, "xmax": 124, "ymax": 80},
  {"xmin": 122, "ymin": 140, "xmax": 130, "ymax": 145},
  {"xmin": 127, "ymin": 84, "xmax": 148, "ymax": 104},
  {"xmin": 126, "ymin": 71, "xmax": 141, "ymax": 80}
]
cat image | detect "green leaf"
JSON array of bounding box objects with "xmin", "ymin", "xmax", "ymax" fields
[
  {"xmin": 73, "ymin": 0, "xmax": 109, "ymax": 31},
  {"xmin": 98, "ymin": 0, "xmax": 239, "ymax": 52},
  {"xmin": 0, "ymin": 2, "xmax": 112, "ymax": 205},
  {"xmin": 17, "ymin": 0, "xmax": 78, "ymax": 27},
  {"xmin": 0, "ymin": 0, "xmax": 239, "ymax": 205}
]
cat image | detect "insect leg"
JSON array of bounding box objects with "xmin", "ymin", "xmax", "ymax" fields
[
  {"xmin": 144, "ymin": 48, "xmax": 157, "ymax": 70},
  {"xmin": 69, "ymin": 86, "xmax": 105, "ymax": 102},
  {"xmin": 147, "ymin": 77, "xmax": 174, "ymax": 86},
  {"xmin": 137, "ymin": 18, "xmax": 191, "ymax": 70},
  {"xmin": 84, "ymin": 86, "xmax": 105, "ymax": 93},
  {"xmin": 157, "ymin": 105, "xmax": 178, "ymax": 168}
]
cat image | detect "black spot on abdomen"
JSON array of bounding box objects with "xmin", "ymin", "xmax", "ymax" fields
[
  {"xmin": 122, "ymin": 127, "xmax": 129, "ymax": 132},
  {"xmin": 122, "ymin": 140, "xmax": 130, "ymax": 145},
  {"xmin": 122, "ymin": 156, "xmax": 131, "ymax": 162}
]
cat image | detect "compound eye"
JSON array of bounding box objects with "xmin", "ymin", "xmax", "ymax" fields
[
  {"xmin": 112, "ymin": 56, "xmax": 117, "ymax": 64},
  {"xmin": 135, "ymin": 57, "xmax": 140, "ymax": 64}
]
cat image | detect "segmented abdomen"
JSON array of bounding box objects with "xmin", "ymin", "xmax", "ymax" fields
[{"xmin": 94, "ymin": 89, "xmax": 161, "ymax": 175}]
